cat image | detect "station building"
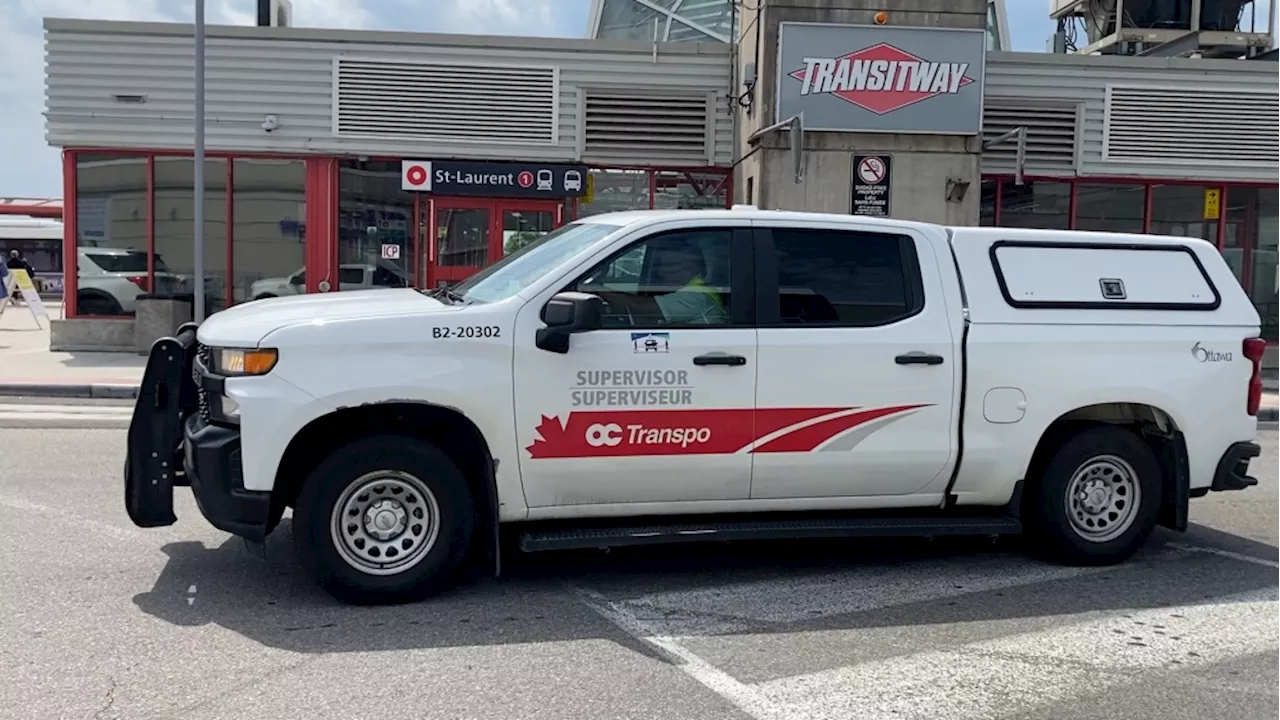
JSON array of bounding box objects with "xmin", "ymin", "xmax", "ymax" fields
[{"xmin": 40, "ymin": 0, "xmax": 1277, "ymax": 351}]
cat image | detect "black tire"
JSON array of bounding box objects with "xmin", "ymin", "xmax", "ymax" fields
[
  {"xmin": 1025, "ymin": 425, "xmax": 1162, "ymax": 566},
  {"xmin": 78, "ymin": 291, "xmax": 122, "ymax": 316},
  {"xmin": 293, "ymin": 435, "xmax": 474, "ymax": 605}
]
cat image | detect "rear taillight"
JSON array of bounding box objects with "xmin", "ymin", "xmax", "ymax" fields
[
  {"xmin": 1243, "ymin": 337, "xmax": 1266, "ymax": 416},
  {"xmin": 127, "ymin": 275, "xmax": 150, "ymax": 292}
]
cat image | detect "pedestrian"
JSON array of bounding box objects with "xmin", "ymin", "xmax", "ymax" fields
[{"xmin": 6, "ymin": 249, "xmax": 36, "ymax": 302}]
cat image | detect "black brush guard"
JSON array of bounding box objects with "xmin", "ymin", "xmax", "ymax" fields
[{"xmin": 123, "ymin": 322, "xmax": 201, "ymax": 528}]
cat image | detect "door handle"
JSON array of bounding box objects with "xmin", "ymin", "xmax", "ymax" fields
[
  {"xmin": 693, "ymin": 353, "xmax": 747, "ymax": 367},
  {"xmin": 895, "ymin": 351, "xmax": 945, "ymax": 366}
]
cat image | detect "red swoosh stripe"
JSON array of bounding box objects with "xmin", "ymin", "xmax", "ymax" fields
[{"xmin": 751, "ymin": 404, "xmax": 927, "ymax": 454}]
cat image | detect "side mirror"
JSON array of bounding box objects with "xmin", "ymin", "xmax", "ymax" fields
[{"xmin": 536, "ymin": 291, "xmax": 602, "ymax": 353}]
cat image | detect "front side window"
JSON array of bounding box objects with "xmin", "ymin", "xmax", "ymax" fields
[
  {"xmin": 769, "ymin": 228, "xmax": 920, "ymax": 326},
  {"xmin": 574, "ymin": 229, "xmax": 733, "ymax": 328}
]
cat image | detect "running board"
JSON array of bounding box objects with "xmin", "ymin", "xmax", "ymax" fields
[{"xmin": 518, "ymin": 515, "xmax": 1022, "ymax": 553}]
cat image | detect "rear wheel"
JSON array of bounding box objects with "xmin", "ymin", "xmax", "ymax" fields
[
  {"xmin": 1025, "ymin": 426, "xmax": 1162, "ymax": 565},
  {"xmin": 77, "ymin": 292, "xmax": 122, "ymax": 316},
  {"xmin": 293, "ymin": 435, "xmax": 474, "ymax": 605}
]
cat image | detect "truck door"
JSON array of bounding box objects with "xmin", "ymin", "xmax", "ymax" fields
[
  {"xmin": 513, "ymin": 224, "xmax": 757, "ymax": 509},
  {"xmin": 748, "ymin": 223, "xmax": 957, "ymax": 499}
]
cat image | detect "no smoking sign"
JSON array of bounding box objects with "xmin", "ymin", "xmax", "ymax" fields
[
  {"xmin": 856, "ymin": 157, "xmax": 887, "ymax": 184},
  {"xmin": 850, "ymin": 154, "xmax": 892, "ymax": 218}
]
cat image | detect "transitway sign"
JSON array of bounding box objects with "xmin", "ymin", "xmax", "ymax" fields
[{"xmin": 776, "ymin": 22, "xmax": 986, "ymax": 135}]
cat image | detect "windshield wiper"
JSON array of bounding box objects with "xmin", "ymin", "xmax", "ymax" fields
[{"xmin": 424, "ymin": 286, "xmax": 469, "ymax": 305}]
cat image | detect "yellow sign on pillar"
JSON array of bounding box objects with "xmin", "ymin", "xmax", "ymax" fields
[
  {"xmin": 1203, "ymin": 188, "xmax": 1222, "ymax": 220},
  {"xmin": 584, "ymin": 172, "xmax": 595, "ymax": 205}
]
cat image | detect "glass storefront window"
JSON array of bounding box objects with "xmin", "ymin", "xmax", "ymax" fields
[
  {"xmin": 502, "ymin": 209, "xmax": 555, "ymax": 255},
  {"xmin": 437, "ymin": 207, "xmax": 490, "ymax": 268},
  {"xmin": 1150, "ymin": 184, "xmax": 1221, "ymax": 243},
  {"xmin": 653, "ymin": 171, "xmax": 730, "ymax": 210},
  {"xmin": 576, "ymin": 169, "xmax": 651, "ymax": 218},
  {"xmin": 1075, "ymin": 184, "xmax": 1145, "ymax": 234},
  {"xmin": 338, "ymin": 160, "xmax": 414, "ymax": 291},
  {"xmin": 998, "ymin": 180, "xmax": 1070, "ymax": 229},
  {"xmin": 73, "ymin": 155, "xmax": 149, "ymax": 316},
  {"xmin": 1222, "ymin": 187, "xmax": 1251, "ymax": 287},
  {"xmin": 979, "ymin": 179, "xmax": 997, "ymax": 226},
  {"xmin": 234, "ymin": 159, "xmax": 307, "ymax": 303},
  {"xmin": 1227, "ymin": 187, "xmax": 1278, "ymax": 341},
  {"xmin": 153, "ymin": 157, "xmax": 228, "ymax": 314}
]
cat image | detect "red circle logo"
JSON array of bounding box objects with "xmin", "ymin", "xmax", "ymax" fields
[
  {"xmin": 517, "ymin": 171, "xmax": 534, "ymax": 188},
  {"xmin": 405, "ymin": 165, "xmax": 427, "ymax": 186}
]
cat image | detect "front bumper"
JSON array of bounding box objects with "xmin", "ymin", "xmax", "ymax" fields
[
  {"xmin": 1210, "ymin": 441, "xmax": 1261, "ymax": 492},
  {"xmin": 182, "ymin": 414, "xmax": 272, "ymax": 542},
  {"xmin": 123, "ymin": 323, "xmax": 272, "ymax": 542}
]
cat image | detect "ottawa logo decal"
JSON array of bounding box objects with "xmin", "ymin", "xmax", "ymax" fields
[{"xmin": 526, "ymin": 406, "xmax": 929, "ymax": 459}]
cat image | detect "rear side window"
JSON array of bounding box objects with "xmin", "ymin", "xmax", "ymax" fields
[
  {"xmin": 989, "ymin": 240, "xmax": 1221, "ymax": 310},
  {"xmin": 768, "ymin": 228, "xmax": 922, "ymax": 326},
  {"xmin": 85, "ymin": 251, "xmax": 149, "ymax": 273}
]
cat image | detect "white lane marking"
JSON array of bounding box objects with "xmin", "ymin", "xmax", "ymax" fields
[
  {"xmin": 568, "ymin": 582, "xmax": 778, "ymax": 720},
  {"xmin": 578, "ymin": 543, "xmax": 1280, "ymax": 717},
  {"xmin": 0, "ymin": 496, "xmax": 145, "ymax": 542},
  {"xmin": 0, "ymin": 404, "xmax": 132, "ymax": 428},
  {"xmin": 0, "ymin": 404, "xmax": 132, "ymax": 415},
  {"xmin": 753, "ymin": 588, "xmax": 1278, "ymax": 720},
  {"xmin": 614, "ymin": 553, "xmax": 1122, "ymax": 635},
  {"xmin": 1165, "ymin": 541, "xmax": 1280, "ymax": 569}
]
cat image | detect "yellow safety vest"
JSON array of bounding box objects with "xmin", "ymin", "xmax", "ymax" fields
[{"xmin": 685, "ymin": 275, "xmax": 727, "ymax": 317}]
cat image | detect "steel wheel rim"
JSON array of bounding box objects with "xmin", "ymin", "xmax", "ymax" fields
[
  {"xmin": 1065, "ymin": 454, "xmax": 1141, "ymax": 543},
  {"xmin": 330, "ymin": 470, "xmax": 441, "ymax": 576}
]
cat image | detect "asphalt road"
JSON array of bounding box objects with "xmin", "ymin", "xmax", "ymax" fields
[{"xmin": 0, "ymin": 419, "xmax": 1275, "ymax": 720}]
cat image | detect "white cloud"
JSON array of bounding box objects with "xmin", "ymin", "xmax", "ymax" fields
[
  {"xmin": 0, "ymin": 0, "xmax": 585, "ymax": 198},
  {"xmin": 435, "ymin": 0, "xmax": 563, "ymax": 36}
]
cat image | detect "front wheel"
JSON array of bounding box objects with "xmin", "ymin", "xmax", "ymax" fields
[
  {"xmin": 293, "ymin": 435, "xmax": 474, "ymax": 605},
  {"xmin": 1025, "ymin": 425, "xmax": 1162, "ymax": 566}
]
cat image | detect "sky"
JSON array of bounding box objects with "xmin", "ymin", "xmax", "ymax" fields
[{"xmin": 0, "ymin": 0, "xmax": 1134, "ymax": 199}]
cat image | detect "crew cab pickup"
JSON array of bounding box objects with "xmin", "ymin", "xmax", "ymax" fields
[{"xmin": 123, "ymin": 208, "xmax": 1267, "ymax": 605}]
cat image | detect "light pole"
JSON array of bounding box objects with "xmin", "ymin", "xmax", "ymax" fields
[{"xmin": 193, "ymin": 0, "xmax": 206, "ymax": 322}]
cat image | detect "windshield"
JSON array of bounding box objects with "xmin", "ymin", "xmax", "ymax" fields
[{"xmin": 446, "ymin": 221, "xmax": 621, "ymax": 304}]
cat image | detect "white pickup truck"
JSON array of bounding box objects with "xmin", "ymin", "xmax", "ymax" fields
[{"xmin": 124, "ymin": 208, "xmax": 1267, "ymax": 605}]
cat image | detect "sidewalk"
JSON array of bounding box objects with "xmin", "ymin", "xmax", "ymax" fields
[{"xmin": 0, "ymin": 301, "xmax": 143, "ymax": 397}]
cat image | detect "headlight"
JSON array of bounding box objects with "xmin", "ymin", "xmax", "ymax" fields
[{"xmin": 211, "ymin": 348, "xmax": 278, "ymax": 376}]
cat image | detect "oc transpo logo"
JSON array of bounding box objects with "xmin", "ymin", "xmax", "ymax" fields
[
  {"xmin": 788, "ymin": 43, "xmax": 974, "ymax": 115},
  {"xmin": 585, "ymin": 423, "xmax": 623, "ymax": 447},
  {"xmin": 1191, "ymin": 342, "xmax": 1233, "ymax": 363}
]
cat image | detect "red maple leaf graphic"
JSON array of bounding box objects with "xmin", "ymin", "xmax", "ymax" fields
[
  {"xmin": 526, "ymin": 415, "xmax": 568, "ymax": 459},
  {"xmin": 788, "ymin": 43, "xmax": 974, "ymax": 115}
]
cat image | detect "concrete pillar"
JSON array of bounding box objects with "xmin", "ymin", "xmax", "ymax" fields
[{"xmin": 735, "ymin": 0, "xmax": 987, "ymax": 226}]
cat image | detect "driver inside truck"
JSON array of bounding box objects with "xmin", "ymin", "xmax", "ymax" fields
[{"xmin": 649, "ymin": 237, "xmax": 727, "ymax": 325}]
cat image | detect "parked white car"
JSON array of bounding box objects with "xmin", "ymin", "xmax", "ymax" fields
[
  {"xmin": 125, "ymin": 208, "xmax": 1266, "ymax": 606},
  {"xmin": 249, "ymin": 262, "xmax": 409, "ymax": 301},
  {"xmin": 76, "ymin": 248, "xmax": 189, "ymax": 315}
]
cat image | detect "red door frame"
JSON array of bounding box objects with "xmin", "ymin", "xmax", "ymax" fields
[{"xmin": 423, "ymin": 196, "xmax": 563, "ymax": 287}]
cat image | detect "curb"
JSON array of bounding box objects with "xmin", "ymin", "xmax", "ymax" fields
[{"xmin": 0, "ymin": 383, "xmax": 139, "ymax": 399}]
